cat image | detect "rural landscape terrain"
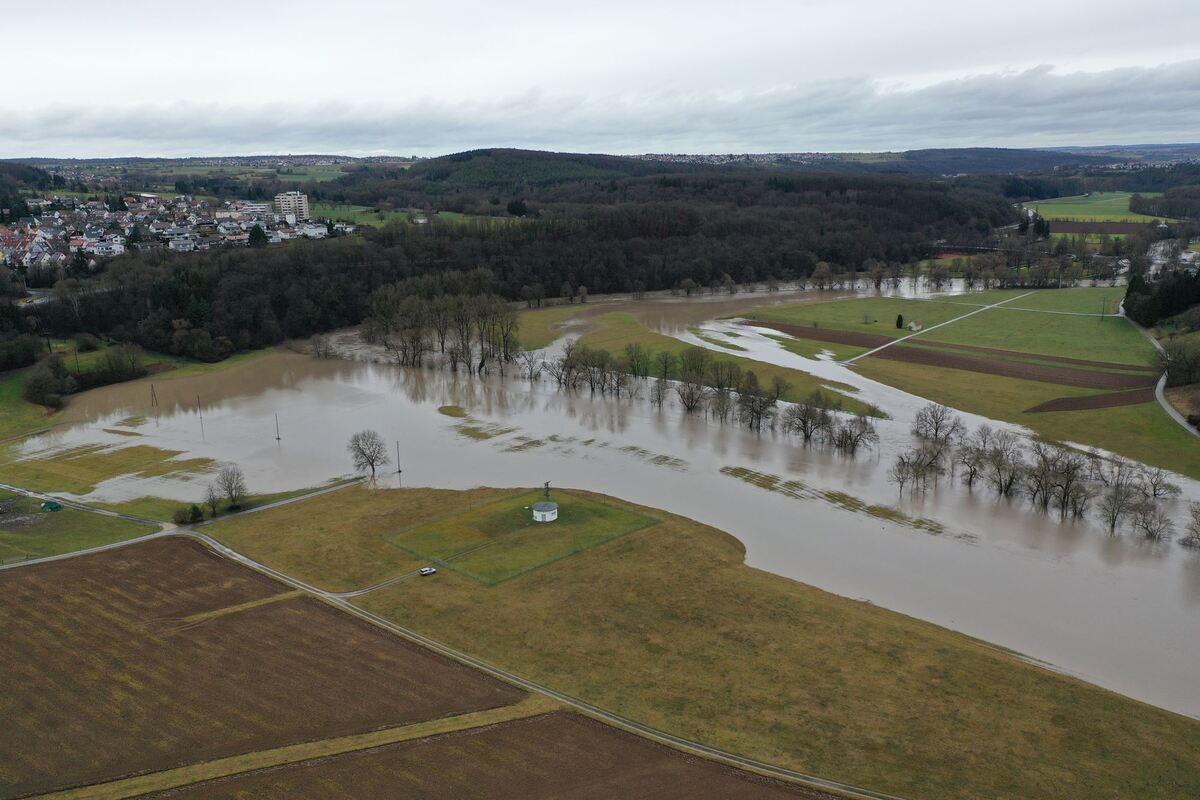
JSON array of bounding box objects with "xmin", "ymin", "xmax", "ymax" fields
[{"xmin": 4, "ymin": 4, "xmax": 1200, "ymax": 795}]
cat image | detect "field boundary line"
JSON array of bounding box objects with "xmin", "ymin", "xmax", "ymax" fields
[
  {"xmin": 31, "ymin": 695, "xmax": 561, "ymax": 800},
  {"xmin": 840, "ymin": 291, "xmax": 1037, "ymax": 365}
]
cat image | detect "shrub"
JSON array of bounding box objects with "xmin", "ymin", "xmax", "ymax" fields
[
  {"xmin": 896, "ymin": 314, "xmax": 904, "ymax": 329},
  {"xmin": 22, "ymin": 356, "xmax": 76, "ymax": 408},
  {"xmin": 172, "ymin": 508, "xmax": 191, "ymax": 525},
  {"xmin": 188, "ymin": 504, "xmax": 204, "ymax": 523},
  {"xmin": 72, "ymin": 333, "xmax": 101, "ymax": 352}
]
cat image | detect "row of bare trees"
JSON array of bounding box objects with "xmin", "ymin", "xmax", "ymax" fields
[
  {"xmin": 892, "ymin": 403, "xmax": 1191, "ymax": 540},
  {"xmin": 364, "ymin": 291, "xmax": 518, "ymax": 374}
]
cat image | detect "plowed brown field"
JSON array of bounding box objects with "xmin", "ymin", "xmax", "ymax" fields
[
  {"xmin": 0, "ymin": 538, "xmax": 524, "ymax": 798},
  {"xmin": 138, "ymin": 712, "xmax": 832, "ymax": 800}
]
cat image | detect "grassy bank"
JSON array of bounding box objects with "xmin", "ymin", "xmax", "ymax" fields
[{"xmin": 202, "ymin": 485, "xmax": 1200, "ymax": 800}]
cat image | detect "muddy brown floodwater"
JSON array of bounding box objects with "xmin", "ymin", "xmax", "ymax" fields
[{"xmin": 16, "ymin": 339, "xmax": 1199, "ymax": 720}]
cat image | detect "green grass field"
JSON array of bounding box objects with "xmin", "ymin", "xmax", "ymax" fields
[
  {"xmin": 943, "ymin": 287, "xmax": 1126, "ymax": 315},
  {"xmin": 0, "ymin": 492, "xmax": 155, "ymax": 563},
  {"xmin": 518, "ymin": 304, "xmax": 597, "ymax": 349},
  {"xmin": 746, "ymin": 297, "xmax": 973, "ymax": 340},
  {"xmin": 309, "ymin": 203, "xmax": 410, "ymax": 227},
  {"xmin": 575, "ymin": 312, "xmax": 878, "ymax": 414},
  {"xmin": 920, "ymin": 307, "xmax": 1154, "ymax": 365},
  {"xmin": 200, "ymin": 485, "xmax": 1200, "ymax": 800},
  {"xmin": 385, "ymin": 490, "xmax": 656, "ymax": 585},
  {"xmin": 1027, "ymin": 192, "xmax": 1171, "ymax": 222}
]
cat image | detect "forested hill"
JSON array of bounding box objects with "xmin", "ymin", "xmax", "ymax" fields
[{"xmin": 31, "ymin": 161, "xmax": 1016, "ymax": 361}]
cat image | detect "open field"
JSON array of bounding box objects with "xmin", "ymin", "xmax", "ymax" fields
[
  {"xmin": 745, "ymin": 296, "xmax": 971, "ymax": 340},
  {"xmin": 920, "ymin": 308, "xmax": 1154, "ymax": 364},
  {"xmin": 0, "ymin": 537, "xmax": 525, "ymax": 797},
  {"xmin": 518, "ymin": 302, "xmax": 597, "ymax": 349},
  {"xmin": 205, "ymin": 485, "xmax": 516, "ymax": 592},
  {"xmin": 1027, "ymin": 191, "xmax": 1171, "ymax": 222},
  {"xmin": 575, "ymin": 311, "xmax": 879, "ymax": 414},
  {"xmin": 937, "ymin": 287, "xmax": 1126, "ymax": 314},
  {"xmin": 0, "ymin": 491, "xmax": 155, "ymax": 562},
  {"xmin": 211, "ymin": 486, "xmax": 1200, "ymax": 800},
  {"xmin": 308, "ymin": 202, "xmax": 410, "ymax": 226},
  {"xmin": 386, "ymin": 489, "xmax": 657, "ymax": 585},
  {"xmin": 143, "ymin": 712, "xmax": 826, "ymax": 800}
]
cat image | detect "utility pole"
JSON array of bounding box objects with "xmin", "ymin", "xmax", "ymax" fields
[
  {"xmin": 274, "ymin": 413, "xmax": 281, "ymax": 441},
  {"xmin": 396, "ymin": 441, "xmax": 402, "ymax": 486},
  {"xmin": 197, "ymin": 394, "xmax": 204, "ymax": 439}
]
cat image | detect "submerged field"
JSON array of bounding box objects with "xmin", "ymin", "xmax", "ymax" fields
[{"xmin": 201, "ymin": 485, "xmax": 1200, "ymax": 800}]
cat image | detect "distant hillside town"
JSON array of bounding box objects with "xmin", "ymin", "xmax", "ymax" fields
[{"xmin": 0, "ymin": 190, "xmax": 348, "ymax": 278}]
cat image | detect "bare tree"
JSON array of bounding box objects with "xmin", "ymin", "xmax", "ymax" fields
[
  {"xmin": 215, "ymin": 464, "xmax": 248, "ymax": 509},
  {"xmin": 1130, "ymin": 501, "xmax": 1175, "ymax": 540},
  {"xmin": 309, "ymin": 335, "xmax": 334, "ymax": 359},
  {"xmin": 204, "ymin": 483, "xmax": 222, "ymax": 518},
  {"xmin": 348, "ymin": 429, "xmax": 390, "ymax": 479},
  {"xmin": 650, "ymin": 376, "xmax": 670, "ymax": 408},
  {"xmin": 912, "ymin": 403, "xmax": 966, "ymax": 444},
  {"xmin": 1183, "ymin": 502, "xmax": 1200, "ymax": 547},
  {"xmin": 782, "ymin": 391, "xmax": 835, "ymax": 443},
  {"xmin": 831, "ymin": 415, "xmax": 879, "ymax": 456},
  {"xmin": 518, "ymin": 349, "xmax": 543, "ymax": 381},
  {"xmin": 1138, "ymin": 467, "xmax": 1181, "ymax": 500},
  {"xmin": 984, "ymin": 430, "xmax": 1024, "ymax": 497}
]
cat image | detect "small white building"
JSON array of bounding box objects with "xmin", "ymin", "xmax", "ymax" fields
[{"xmin": 532, "ymin": 501, "xmax": 558, "ymax": 523}]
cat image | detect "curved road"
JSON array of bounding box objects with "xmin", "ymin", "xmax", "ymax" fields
[{"xmin": 0, "ymin": 481, "xmax": 906, "ymax": 800}]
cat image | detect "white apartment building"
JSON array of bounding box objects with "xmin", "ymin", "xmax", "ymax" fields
[{"xmin": 273, "ymin": 191, "xmax": 310, "ymax": 220}]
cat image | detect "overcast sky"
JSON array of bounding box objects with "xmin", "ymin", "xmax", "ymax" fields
[{"xmin": 4, "ymin": 0, "xmax": 1199, "ymax": 157}]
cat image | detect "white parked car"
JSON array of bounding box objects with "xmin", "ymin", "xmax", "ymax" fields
[{"xmin": 419, "ymin": 567, "xmax": 437, "ymax": 576}]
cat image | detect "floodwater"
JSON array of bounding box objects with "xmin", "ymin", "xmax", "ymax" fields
[{"xmin": 17, "ymin": 336, "xmax": 1200, "ymax": 719}]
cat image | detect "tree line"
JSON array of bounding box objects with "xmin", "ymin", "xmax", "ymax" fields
[{"xmin": 891, "ymin": 403, "xmax": 1192, "ymax": 540}]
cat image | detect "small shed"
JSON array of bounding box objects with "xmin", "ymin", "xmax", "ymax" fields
[{"xmin": 532, "ymin": 501, "xmax": 559, "ymax": 523}]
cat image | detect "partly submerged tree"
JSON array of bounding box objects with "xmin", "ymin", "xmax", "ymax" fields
[{"xmin": 348, "ymin": 429, "xmax": 390, "ymax": 478}]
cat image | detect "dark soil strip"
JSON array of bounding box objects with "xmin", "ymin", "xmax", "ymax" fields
[
  {"xmin": 1050, "ymin": 221, "xmax": 1154, "ymax": 235},
  {"xmin": 904, "ymin": 338, "xmax": 1158, "ymax": 373},
  {"xmin": 1025, "ymin": 389, "xmax": 1156, "ymax": 413},
  {"xmin": 750, "ymin": 320, "xmax": 1157, "ymax": 373},
  {"xmin": 870, "ymin": 346, "xmax": 1158, "ymax": 390}
]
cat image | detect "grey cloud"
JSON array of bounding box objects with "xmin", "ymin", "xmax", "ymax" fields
[{"xmin": 3, "ymin": 60, "xmax": 1199, "ymax": 157}]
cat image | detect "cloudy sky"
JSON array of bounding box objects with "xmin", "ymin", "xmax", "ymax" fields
[{"xmin": 4, "ymin": 0, "xmax": 1199, "ymax": 157}]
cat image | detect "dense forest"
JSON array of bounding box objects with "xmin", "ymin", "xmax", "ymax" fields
[{"xmin": 20, "ymin": 162, "xmax": 1016, "ymax": 360}]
